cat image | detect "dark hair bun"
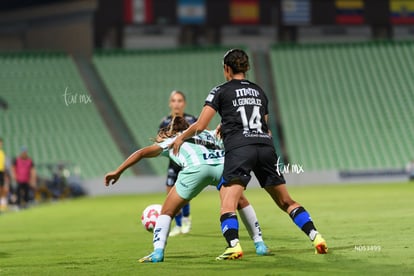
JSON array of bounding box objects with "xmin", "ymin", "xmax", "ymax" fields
[
  {"xmin": 171, "ymin": 116, "xmax": 190, "ymax": 132},
  {"xmin": 223, "ymin": 49, "xmax": 249, "ymax": 74}
]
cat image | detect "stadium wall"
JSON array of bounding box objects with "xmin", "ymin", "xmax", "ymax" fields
[{"xmin": 83, "ymin": 171, "xmax": 407, "ymax": 196}]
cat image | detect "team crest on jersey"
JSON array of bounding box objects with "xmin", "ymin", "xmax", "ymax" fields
[
  {"xmin": 206, "ymin": 94, "xmax": 215, "ymax": 102},
  {"xmin": 206, "ymin": 86, "xmax": 220, "ymax": 102},
  {"xmin": 202, "ymin": 150, "xmax": 224, "ymax": 160}
]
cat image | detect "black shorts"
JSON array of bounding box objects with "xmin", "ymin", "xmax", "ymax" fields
[
  {"xmin": 0, "ymin": 172, "xmax": 4, "ymax": 186},
  {"xmin": 219, "ymin": 144, "xmax": 286, "ymax": 189},
  {"xmin": 165, "ymin": 160, "xmax": 182, "ymax": 187}
]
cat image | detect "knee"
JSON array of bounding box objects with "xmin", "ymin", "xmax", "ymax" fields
[
  {"xmin": 277, "ymin": 197, "xmax": 296, "ymax": 212},
  {"xmin": 236, "ymin": 196, "xmax": 249, "ymax": 210}
]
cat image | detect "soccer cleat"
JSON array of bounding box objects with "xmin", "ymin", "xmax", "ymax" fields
[
  {"xmin": 181, "ymin": 216, "xmax": 192, "ymax": 234},
  {"xmin": 215, "ymin": 243, "xmax": 243, "ymax": 261},
  {"xmin": 254, "ymin": 241, "xmax": 270, "ymax": 256},
  {"xmin": 169, "ymin": 226, "xmax": 182, "ymax": 237},
  {"xmin": 313, "ymin": 234, "xmax": 328, "ymax": 254},
  {"xmin": 138, "ymin": 249, "xmax": 164, "ymax": 263}
]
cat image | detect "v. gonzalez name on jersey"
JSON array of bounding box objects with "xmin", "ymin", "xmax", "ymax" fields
[{"xmin": 204, "ymin": 79, "xmax": 273, "ymax": 151}]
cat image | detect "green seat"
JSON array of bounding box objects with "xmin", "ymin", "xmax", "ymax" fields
[
  {"xmin": 93, "ymin": 48, "xmax": 256, "ymax": 175},
  {"xmin": 0, "ymin": 53, "xmax": 126, "ymax": 179},
  {"xmin": 270, "ymin": 41, "xmax": 414, "ymax": 171}
]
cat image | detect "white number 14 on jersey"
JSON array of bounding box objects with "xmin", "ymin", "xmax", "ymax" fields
[{"xmin": 237, "ymin": 106, "xmax": 263, "ymax": 133}]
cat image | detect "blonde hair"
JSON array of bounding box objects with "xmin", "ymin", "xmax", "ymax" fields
[{"xmin": 170, "ymin": 90, "xmax": 186, "ymax": 101}]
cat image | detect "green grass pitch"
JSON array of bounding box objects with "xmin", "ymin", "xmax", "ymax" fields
[{"xmin": 1, "ymin": 182, "xmax": 413, "ymax": 275}]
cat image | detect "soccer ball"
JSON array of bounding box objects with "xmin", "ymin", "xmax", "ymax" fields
[{"xmin": 141, "ymin": 204, "xmax": 162, "ymax": 232}]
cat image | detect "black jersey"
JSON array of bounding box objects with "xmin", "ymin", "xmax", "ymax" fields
[
  {"xmin": 158, "ymin": 113, "xmax": 197, "ymax": 130},
  {"xmin": 204, "ymin": 79, "xmax": 273, "ymax": 151}
]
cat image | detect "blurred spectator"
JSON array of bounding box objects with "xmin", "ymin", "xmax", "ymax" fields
[
  {"xmin": 12, "ymin": 146, "xmax": 36, "ymax": 208},
  {"xmin": 0, "ymin": 97, "xmax": 8, "ymax": 110},
  {"xmin": 0, "ymin": 138, "xmax": 8, "ymax": 211},
  {"xmin": 406, "ymin": 159, "xmax": 414, "ymax": 181}
]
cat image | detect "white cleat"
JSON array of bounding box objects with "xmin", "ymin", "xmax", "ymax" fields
[
  {"xmin": 169, "ymin": 226, "xmax": 182, "ymax": 237},
  {"xmin": 181, "ymin": 216, "xmax": 192, "ymax": 234}
]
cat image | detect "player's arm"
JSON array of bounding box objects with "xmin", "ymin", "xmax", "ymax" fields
[
  {"xmin": 171, "ymin": 105, "xmax": 216, "ymax": 155},
  {"xmin": 104, "ymin": 144, "xmax": 162, "ymax": 186},
  {"xmin": 264, "ymin": 114, "xmax": 272, "ymax": 136},
  {"xmin": 215, "ymin": 123, "xmax": 222, "ymax": 139}
]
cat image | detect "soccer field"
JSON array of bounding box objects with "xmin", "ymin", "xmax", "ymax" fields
[{"xmin": 1, "ymin": 182, "xmax": 413, "ymax": 275}]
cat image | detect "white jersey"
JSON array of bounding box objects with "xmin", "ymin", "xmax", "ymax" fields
[{"xmin": 157, "ymin": 130, "xmax": 224, "ymax": 168}]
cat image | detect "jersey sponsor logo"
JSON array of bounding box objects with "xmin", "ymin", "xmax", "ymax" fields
[
  {"xmin": 202, "ymin": 150, "xmax": 224, "ymax": 160},
  {"xmin": 233, "ymin": 87, "xmax": 262, "ymax": 107},
  {"xmin": 235, "ymin": 87, "xmax": 260, "ymax": 97}
]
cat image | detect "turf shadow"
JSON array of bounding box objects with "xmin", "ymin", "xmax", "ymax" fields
[{"xmin": 0, "ymin": 252, "xmax": 11, "ymax": 258}]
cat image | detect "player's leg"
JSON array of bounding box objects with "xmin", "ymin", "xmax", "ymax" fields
[
  {"xmin": 166, "ymin": 163, "xmax": 185, "ymax": 236},
  {"xmin": 0, "ymin": 172, "xmax": 5, "ymax": 211},
  {"xmin": 1, "ymin": 184, "xmax": 9, "ymax": 211},
  {"xmin": 0, "ymin": 172, "xmax": 6, "ymax": 211},
  {"xmin": 181, "ymin": 202, "xmax": 191, "ymax": 234},
  {"xmin": 0, "ymin": 186, "xmax": 5, "ymax": 211},
  {"xmin": 216, "ymin": 146, "xmax": 257, "ymax": 260},
  {"xmin": 166, "ymin": 185, "xmax": 182, "ymax": 232},
  {"xmin": 23, "ymin": 184, "xmax": 30, "ymax": 207},
  {"xmin": 16, "ymin": 183, "xmax": 23, "ymax": 208},
  {"xmin": 140, "ymin": 167, "xmax": 210, "ymax": 263},
  {"xmin": 237, "ymin": 194, "xmax": 269, "ymax": 255},
  {"xmin": 139, "ymin": 186, "xmax": 188, "ymax": 263},
  {"xmin": 264, "ymin": 184, "xmax": 327, "ymax": 253},
  {"xmin": 156, "ymin": 188, "xmax": 188, "ymax": 251},
  {"xmin": 256, "ymin": 145, "xmax": 327, "ymax": 254},
  {"xmin": 216, "ymin": 183, "xmax": 244, "ymax": 260}
]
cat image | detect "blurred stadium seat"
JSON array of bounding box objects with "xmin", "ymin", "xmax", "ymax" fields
[
  {"xmin": 271, "ymin": 41, "xmax": 414, "ymax": 171},
  {"xmin": 0, "ymin": 52, "xmax": 127, "ymax": 178},
  {"xmin": 93, "ymin": 47, "xmax": 255, "ymax": 175},
  {"xmin": 3, "ymin": 42, "xmax": 410, "ymax": 179}
]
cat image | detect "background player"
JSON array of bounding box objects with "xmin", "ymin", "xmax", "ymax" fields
[
  {"xmin": 104, "ymin": 117, "xmax": 269, "ymax": 262},
  {"xmin": 0, "ymin": 138, "xmax": 9, "ymax": 211},
  {"xmin": 12, "ymin": 146, "xmax": 36, "ymax": 208},
  {"xmin": 171, "ymin": 49, "xmax": 328, "ymax": 260},
  {"xmin": 158, "ymin": 90, "xmax": 197, "ymax": 236}
]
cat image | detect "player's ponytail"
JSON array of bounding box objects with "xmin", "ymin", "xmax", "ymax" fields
[
  {"xmin": 169, "ymin": 116, "xmax": 189, "ymax": 134},
  {"xmin": 155, "ymin": 116, "xmax": 189, "ymax": 142},
  {"xmin": 223, "ymin": 49, "xmax": 250, "ymax": 74}
]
